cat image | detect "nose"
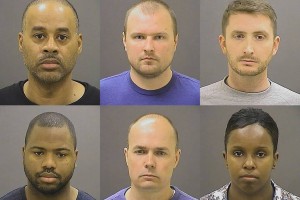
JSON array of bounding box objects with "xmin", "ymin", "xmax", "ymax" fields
[
  {"xmin": 145, "ymin": 153, "xmax": 155, "ymax": 169},
  {"xmin": 43, "ymin": 37, "xmax": 58, "ymax": 54},
  {"xmin": 143, "ymin": 37, "xmax": 154, "ymax": 52},
  {"xmin": 243, "ymin": 155, "xmax": 256, "ymax": 170},
  {"xmin": 42, "ymin": 154, "xmax": 56, "ymax": 169},
  {"xmin": 243, "ymin": 39, "xmax": 254, "ymax": 55}
]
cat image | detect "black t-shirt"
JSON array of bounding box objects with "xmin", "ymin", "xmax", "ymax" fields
[
  {"xmin": 0, "ymin": 186, "xmax": 96, "ymax": 200},
  {"xmin": 0, "ymin": 80, "xmax": 99, "ymax": 105}
]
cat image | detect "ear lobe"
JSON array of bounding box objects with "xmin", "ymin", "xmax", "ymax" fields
[
  {"xmin": 272, "ymin": 152, "xmax": 279, "ymax": 169},
  {"xmin": 223, "ymin": 151, "xmax": 228, "ymax": 168},
  {"xmin": 122, "ymin": 32, "xmax": 127, "ymax": 51},
  {"xmin": 18, "ymin": 32, "xmax": 24, "ymax": 52},
  {"xmin": 219, "ymin": 35, "xmax": 227, "ymax": 54}
]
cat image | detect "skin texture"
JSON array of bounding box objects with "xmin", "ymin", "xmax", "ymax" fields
[
  {"xmin": 219, "ymin": 13, "xmax": 280, "ymax": 92},
  {"xmin": 23, "ymin": 125, "xmax": 78, "ymax": 200},
  {"xmin": 223, "ymin": 123, "xmax": 279, "ymax": 200},
  {"xmin": 124, "ymin": 115, "xmax": 180, "ymax": 200},
  {"xmin": 18, "ymin": 1, "xmax": 84, "ymax": 104},
  {"xmin": 123, "ymin": 4, "xmax": 178, "ymax": 90}
]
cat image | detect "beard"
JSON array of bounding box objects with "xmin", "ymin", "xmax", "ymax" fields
[
  {"xmin": 23, "ymin": 53, "xmax": 75, "ymax": 84},
  {"xmin": 24, "ymin": 164, "xmax": 75, "ymax": 195},
  {"xmin": 227, "ymin": 53, "xmax": 272, "ymax": 76}
]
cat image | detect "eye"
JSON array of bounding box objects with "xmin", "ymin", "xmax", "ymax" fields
[
  {"xmin": 134, "ymin": 149, "xmax": 146, "ymax": 155},
  {"xmin": 57, "ymin": 34, "xmax": 68, "ymax": 41},
  {"xmin": 155, "ymin": 151, "xmax": 167, "ymax": 156},
  {"xmin": 57, "ymin": 152, "xmax": 66, "ymax": 158},
  {"xmin": 233, "ymin": 34, "xmax": 245, "ymax": 40},
  {"xmin": 134, "ymin": 35, "xmax": 145, "ymax": 40},
  {"xmin": 233, "ymin": 150, "xmax": 243, "ymax": 157},
  {"xmin": 34, "ymin": 151, "xmax": 44, "ymax": 156},
  {"xmin": 255, "ymin": 35, "xmax": 266, "ymax": 40},
  {"xmin": 33, "ymin": 33, "xmax": 45, "ymax": 40},
  {"xmin": 256, "ymin": 151, "xmax": 266, "ymax": 158},
  {"xmin": 154, "ymin": 35, "xmax": 164, "ymax": 40}
]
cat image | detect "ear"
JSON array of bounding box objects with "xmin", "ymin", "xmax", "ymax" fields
[
  {"xmin": 174, "ymin": 34, "xmax": 178, "ymax": 51},
  {"xmin": 272, "ymin": 36, "xmax": 280, "ymax": 56},
  {"xmin": 124, "ymin": 147, "xmax": 129, "ymax": 166},
  {"xmin": 22, "ymin": 146, "xmax": 25, "ymax": 158},
  {"xmin": 77, "ymin": 33, "xmax": 83, "ymax": 54},
  {"xmin": 223, "ymin": 151, "xmax": 228, "ymax": 168},
  {"xmin": 122, "ymin": 32, "xmax": 127, "ymax": 52},
  {"xmin": 272, "ymin": 152, "xmax": 279, "ymax": 169},
  {"xmin": 219, "ymin": 34, "xmax": 227, "ymax": 55},
  {"xmin": 173, "ymin": 149, "xmax": 181, "ymax": 168},
  {"xmin": 18, "ymin": 32, "xmax": 24, "ymax": 53},
  {"xmin": 75, "ymin": 149, "xmax": 79, "ymax": 160}
]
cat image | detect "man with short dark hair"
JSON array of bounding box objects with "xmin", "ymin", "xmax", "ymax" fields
[
  {"xmin": 0, "ymin": 112, "xmax": 95, "ymax": 200},
  {"xmin": 201, "ymin": 0, "xmax": 300, "ymax": 105},
  {"xmin": 0, "ymin": 0, "xmax": 99, "ymax": 105},
  {"xmin": 105, "ymin": 113, "xmax": 197, "ymax": 200}
]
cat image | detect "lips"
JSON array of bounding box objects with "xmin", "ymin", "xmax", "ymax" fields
[
  {"xmin": 140, "ymin": 174, "xmax": 159, "ymax": 178},
  {"xmin": 41, "ymin": 59, "xmax": 60, "ymax": 64},
  {"xmin": 39, "ymin": 173, "xmax": 59, "ymax": 183},
  {"xmin": 240, "ymin": 174, "xmax": 259, "ymax": 181}
]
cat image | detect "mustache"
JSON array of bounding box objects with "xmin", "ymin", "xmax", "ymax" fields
[
  {"xmin": 38, "ymin": 54, "xmax": 62, "ymax": 64},
  {"xmin": 37, "ymin": 169, "xmax": 61, "ymax": 178},
  {"xmin": 238, "ymin": 55, "xmax": 259, "ymax": 62}
]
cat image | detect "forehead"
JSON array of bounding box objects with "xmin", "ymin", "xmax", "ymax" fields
[
  {"xmin": 26, "ymin": 125, "xmax": 74, "ymax": 149},
  {"xmin": 227, "ymin": 124, "xmax": 273, "ymax": 149},
  {"xmin": 129, "ymin": 117, "xmax": 176, "ymax": 148},
  {"xmin": 226, "ymin": 13, "xmax": 273, "ymax": 33},
  {"xmin": 127, "ymin": 5, "xmax": 173, "ymax": 34},
  {"xmin": 24, "ymin": 1, "xmax": 77, "ymax": 31}
]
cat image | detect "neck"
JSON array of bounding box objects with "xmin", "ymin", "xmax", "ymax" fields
[
  {"xmin": 125, "ymin": 185, "xmax": 174, "ymax": 200},
  {"xmin": 25, "ymin": 183, "xmax": 78, "ymax": 200},
  {"xmin": 24, "ymin": 74, "xmax": 85, "ymax": 105},
  {"xmin": 228, "ymin": 181, "xmax": 273, "ymax": 200},
  {"xmin": 227, "ymin": 70, "xmax": 270, "ymax": 93},
  {"xmin": 130, "ymin": 67, "xmax": 173, "ymax": 90}
]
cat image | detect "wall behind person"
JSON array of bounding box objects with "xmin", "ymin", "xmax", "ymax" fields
[
  {"xmin": 0, "ymin": 106, "xmax": 100, "ymax": 199},
  {"xmin": 100, "ymin": 106, "xmax": 201, "ymax": 199},
  {"xmin": 200, "ymin": 0, "xmax": 300, "ymax": 94},
  {"xmin": 100, "ymin": 0, "xmax": 200, "ymax": 80},
  {"xmin": 0, "ymin": 0, "xmax": 100, "ymax": 89},
  {"xmin": 199, "ymin": 106, "xmax": 300, "ymax": 197}
]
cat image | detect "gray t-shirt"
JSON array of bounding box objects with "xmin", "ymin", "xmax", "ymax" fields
[{"xmin": 200, "ymin": 78, "xmax": 300, "ymax": 105}]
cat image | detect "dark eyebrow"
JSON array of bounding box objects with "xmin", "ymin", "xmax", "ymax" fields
[
  {"xmin": 29, "ymin": 146, "xmax": 71, "ymax": 152},
  {"xmin": 31, "ymin": 26, "xmax": 70, "ymax": 33},
  {"xmin": 57, "ymin": 27, "xmax": 70, "ymax": 33},
  {"xmin": 31, "ymin": 26, "xmax": 46, "ymax": 32}
]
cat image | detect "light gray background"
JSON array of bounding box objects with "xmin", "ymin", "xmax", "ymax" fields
[
  {"xmin": 100, "ymin": 0, "xmax": 200, "ymax": 80},
  {"xmin": 199, "ymin": 106, "xmax": 300, "ymax": 197},
  {"xmin": 0, "ymin": 0, "xmax": 100, "ymax": 89},
  {"xmin": 0, "ymin": 106, "xmax": 100, "ymax": 199},
  {"xmin": 100, "ymin": 106, "xmax": 201, "ymax": 199},
  {"xmin": 200, "ymin": 0, "xmax": 300, "ymax": 93}
]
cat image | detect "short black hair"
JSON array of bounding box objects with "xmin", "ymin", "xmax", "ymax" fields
[
  {"xmin": 225, "ymin": 108, "xmax": 278, "ymax": 153},
  {"xmin": 128, "ymin": 113, "xmax": 179, "ymax": 149},
  {"xmin": 25, "ymin": 112, "xmax": 77, "ymax": 149},
  {"xmin": 21, "ymin": 0, "xmax": 79, "ymax": 32}
]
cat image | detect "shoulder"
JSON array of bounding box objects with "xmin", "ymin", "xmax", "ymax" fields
[
  {"xmin": 104, "ymin": 188, "xmax": 128, "ymax": 200},
  {"xmin": 200, "ymin": 184, "xmax": 229, "ymax": 200},
  {"xmin": 273, "ymin": 182, "xmax": 300, "ymax": 200},
  {"xmin": 100, "ymin": 71, "xmax": 129, "ymax": 86},
  {"xmin": 269, "ymin": 81, "xmax": 300, "ymax": 105},
  {"xmin": 172, "ymin": 186, "xmax": 198, "ymax": 200},
  {"xmin": 0, "ymin": 81, "xmax": 32, "ymax": 105},
  {"xmin": 72, "ymin": 80, "xmax": 100, "ymax": 105},
  {"xmin": 76, "ymin": 190, "xmax": 96, "ymax": 200},
  {"xmin": 172, "ymin": 71, "xmax": 200, "ymax": 86},
  {"xmin": 0, "ymin": 186, "xmax": 26, "ymax": 200}
]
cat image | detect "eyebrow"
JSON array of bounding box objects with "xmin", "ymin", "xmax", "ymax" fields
[
  {"xmin": 31, "ymin": 26, "xmax": 70, "ymax": 33},
  {"xmin": 132, "ymin": 145, "xmax": 169, "ymax": 151},
  {"xmin": 231, "ymin": 145, "xmax": 269, "ymax": 149},
  {"xmin": 231, "ymin": 30, "xmax": 269, "ymax": 35},
  {"xmin": 29, "ymin": 146, "xmax": 71, "ymax": 152}
]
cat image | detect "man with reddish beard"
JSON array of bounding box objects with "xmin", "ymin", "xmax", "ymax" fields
[
  {"xmin": 105, "ymin": 113, "xmax": 197, "ymax": 200},
  {"xmin": 0, "ymin": 112, "xmax": 95, "ymax": 200},
  {"xmin": 200, "ymin": 0, "xmax": 300, "ymax": 105},
  {"xmin": 100, "ymin": 0, "xmax": 200, "ymax": 105},
  {"xmin": 0, "ymin": 0, "xmax": 99, "ymax": 105}
]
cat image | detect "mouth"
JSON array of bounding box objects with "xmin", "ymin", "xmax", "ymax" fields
[
  {"xmin": 39, "ymin": 58, "xmax": 60, "ymax": 69},
  {"xmin": 140, "ymin": 174, "xmax": 159, "ymax": 179},
  {"xmin": 240, "ymin": 174, "xmax": 258, "ymax": 181}
]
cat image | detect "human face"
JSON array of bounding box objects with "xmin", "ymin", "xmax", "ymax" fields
[
  {"xmin": 23, "ymin": 125, "xmax": 78, "ymax": 195},
  {"xmin": 219, "ymin": 13, "xmax": 280, "ymax": 77},
  {"xmin": 19, "ymin": 1, "xmax": 82, "ymax": 84},
  {"xmin": 223, "ymin": 123, "xmax": 278, "ymax": 195},
  {"xmin": 125, "ymin": 117, "xmax": 180, "ymax": 192},
  {"xmin": 123, "ymin": 6, "xmax": 178, "ymax": 78}
]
